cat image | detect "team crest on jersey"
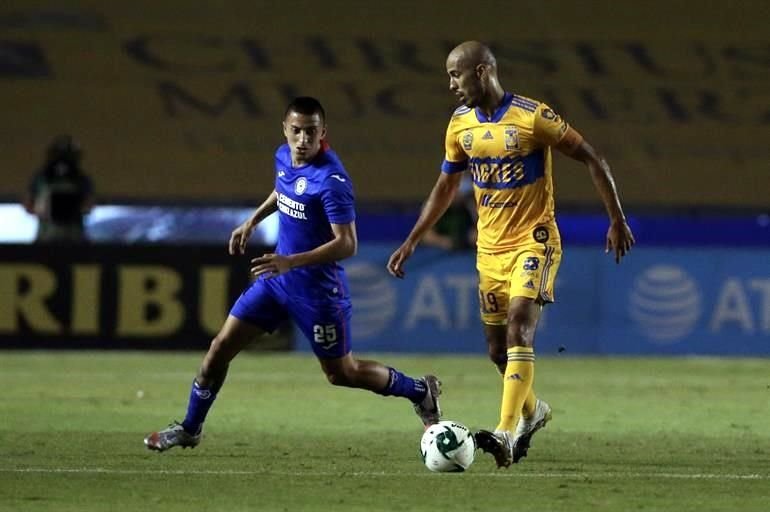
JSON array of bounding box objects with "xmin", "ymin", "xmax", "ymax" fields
[
  {"xmin": 523, "ymin": 257, "xmax": 540, "ymax": 271},
  {"xmin": 504, "ymin": 126, "xmax": 519, "ymax": 151},
  {"xmin": 540, "ymin": 108, "xmax": 562, "ymax": 123},
  {"xmin": 462, "ymin": 131, "xmax": 473, "ymax": 151},
  {"xmin": 533, "ymin": 227, "xmax": 549, "ymax": 243},
  {"xmin": 295, "ymin": 177, "xmax": 307, "ymax": 195}
]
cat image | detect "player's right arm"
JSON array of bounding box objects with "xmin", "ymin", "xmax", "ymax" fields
[
  {"xmin": 387, "ymin": 118, "xmax": 467, "ymax": 278},
  {"xmin": 387, "ymin": 172, "xmax": 464, "ymax": 277},
  {"xmin": 229, "ymin": 190, "xmax": 278, "ymax": 255}
]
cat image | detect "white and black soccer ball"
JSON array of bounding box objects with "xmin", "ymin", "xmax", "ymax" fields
[{"xmin": 420, "ymin": 420, "xmax": 476, "ymax": 472}]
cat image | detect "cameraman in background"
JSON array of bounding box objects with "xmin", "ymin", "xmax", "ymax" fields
[{"xmin": 24, "ymin": 134, "xmax": 95, "ymax": 243}]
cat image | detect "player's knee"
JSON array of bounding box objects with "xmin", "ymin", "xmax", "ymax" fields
[
  {"xmin": 505, "ymin": 308, "xmax": 535, "ymax": 345},
  {"xmin": 506, "ymin": 320, "xmax": 536, "ymax": 347}
]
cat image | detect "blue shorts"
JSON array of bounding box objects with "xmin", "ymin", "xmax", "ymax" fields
[{"xmin": 230, "ymin": 278, "xmax": 351, "ymax": 359}]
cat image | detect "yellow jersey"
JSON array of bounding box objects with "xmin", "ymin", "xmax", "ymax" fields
[{"xmin": 442, "ymin": 92, "xmax": 572, "ymax": 252}]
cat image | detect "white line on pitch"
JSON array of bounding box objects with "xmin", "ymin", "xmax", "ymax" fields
[{"xmin": 2, "ymin": 467, "xmax": 767, "ymax": 480}]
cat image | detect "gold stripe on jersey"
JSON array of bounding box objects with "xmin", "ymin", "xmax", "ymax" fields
[{"xmin": 441, "ymin": 93, "xmax": 569, "ymax": 252}]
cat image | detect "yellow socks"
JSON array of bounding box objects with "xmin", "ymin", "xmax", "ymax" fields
[
  {"xmin": 522, "ymin": 388, "xmax": 537, "ymax": 419},
  {"xmin": 499, "ymin": 368, "xmax": 537, "ymax": 418},
  {"xmin": 495, "ymin": 346, "xmax": 535, "ymax": 433}
]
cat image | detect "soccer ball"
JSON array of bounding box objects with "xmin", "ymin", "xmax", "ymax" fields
[{"xmin": 420, "ymin": 420, "xmax": 476, "ymax": 472}]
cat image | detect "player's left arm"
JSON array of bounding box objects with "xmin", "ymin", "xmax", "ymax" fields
[
  {"xmin": 533, "ymin": 104, "xmax": 635, "ymax": 263},
  {"xmin": 251, "ymin": 173, "xmax": 357, "ymax": 278},
  {"xmin": 557, "ymin": 129, "xmax": 635, "ymax": 263},
  {"xmin": 250, "ymin": 222, "xmax": 357, "ymax": 278},
  {"xmin": 293, "ymin": 222, "xmax": 357, "ymax": 267}
]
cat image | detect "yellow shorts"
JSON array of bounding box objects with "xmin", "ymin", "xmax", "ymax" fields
[{"xmin": 476, "ymin": 243, "xmax": 562, "ymax": 325}]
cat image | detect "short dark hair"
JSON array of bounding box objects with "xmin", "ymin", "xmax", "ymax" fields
[{"xmin": 284, "ymin": 96, "xmax": 326, "ymax": 123}]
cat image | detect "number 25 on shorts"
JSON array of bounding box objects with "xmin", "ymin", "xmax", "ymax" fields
[{"xmin": 313, "ymin": 324, "xmax": 337, "ymax": 343}]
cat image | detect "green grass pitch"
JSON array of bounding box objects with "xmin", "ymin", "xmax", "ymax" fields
[{"xmin": 1, "ymin": 351, "xmax": 768, "ymax": 511}]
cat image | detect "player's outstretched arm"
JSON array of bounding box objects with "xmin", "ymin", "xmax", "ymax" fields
[
  {"xmin": 556, "ymin": 134, "xmax": 635, "ymax": 263},
  {"xmin": 387, "ymin": 172, "xmax": 463, "ymax": 278},
  {"xmin": 229, "ymin": 190, "xmax": 278, "ymax": 255}
]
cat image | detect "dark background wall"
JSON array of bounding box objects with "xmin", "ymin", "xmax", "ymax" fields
[{"xmin": 2, "ymin": 0, "xmax": 769, "ymax": 208}]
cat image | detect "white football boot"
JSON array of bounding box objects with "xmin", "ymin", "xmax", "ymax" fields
[{"xmin": 512, "ymin": 399, "xmax": 552, "ymax": 462}]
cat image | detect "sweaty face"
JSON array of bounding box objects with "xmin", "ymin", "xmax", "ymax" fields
[
  {"xmin": 446, "ymin": 54, "xmax": 485, "ymax": 107},
  {"xmin": 282, "ymin": 111, "xmax": 326, "ymax": 166}
]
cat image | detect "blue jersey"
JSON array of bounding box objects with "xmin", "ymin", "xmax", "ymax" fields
[{"xmin": 271, "ymin": 143, "xmax": 356, "ymax": 302}]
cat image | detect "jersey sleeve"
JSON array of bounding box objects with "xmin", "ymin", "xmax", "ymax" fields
[
  {"xmin": 273, "ymin": 145, "xmax": 290, "ymax": 177},
  {"xmin": 321, "ymin": 173, "xmax": 356, "ymax": 225},
  {"xmin": 441, "ymin": 119, "xmax": 467, "ymax": 174},
  {"xmin": 532, "ymin": 103, "xmax": 570, "ymax": 147}
]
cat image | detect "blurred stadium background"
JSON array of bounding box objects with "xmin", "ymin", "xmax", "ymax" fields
[
  {"xmin": 1, "ymin": 0, "xmax": 767, "ymax": 355},
  {"xmin": 1, "ymin": 2, "xmax": 769, "ymax": 511}
]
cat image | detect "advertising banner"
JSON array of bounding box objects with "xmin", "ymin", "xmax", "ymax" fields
[
  {"xmin": 3, "ymin": 242, "xmax": 767, "ymax": 355},
  {"xmin": 0, "ymin": 244, "xmax": 290, "ymax": 350},
  {"xmin": 294, "ymin": 244, "xmax": 770, "ymax": 356}
]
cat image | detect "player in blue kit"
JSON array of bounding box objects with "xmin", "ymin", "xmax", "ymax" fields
[{"xmin": 144, "ymin": 97, "xmax": 441, "ymax": 452}]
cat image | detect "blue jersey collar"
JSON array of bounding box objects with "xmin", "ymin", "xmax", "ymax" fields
[{"xmin": 475, "ymin": 92, "xmax": 513, "ymax": 124}]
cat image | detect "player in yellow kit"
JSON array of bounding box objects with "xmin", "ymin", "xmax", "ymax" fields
[{"xmin": 387, "ymin": 41, "xmax": 635, "ymax": 468}]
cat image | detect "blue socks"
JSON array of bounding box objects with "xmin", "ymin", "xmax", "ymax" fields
[
  {"xmin": 181, "ymin": 380, "xmax": 217, "ymax": 435},
  {"xmin": 181, "ymin": 369, "xmax": 426, "ymax": 434},
  {"xmin": 380, "ymin": 368, "xmax": 427, "ymax": 404}
]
